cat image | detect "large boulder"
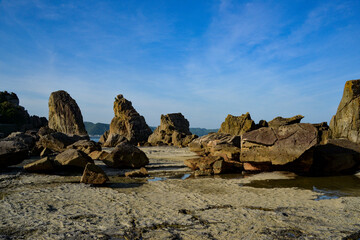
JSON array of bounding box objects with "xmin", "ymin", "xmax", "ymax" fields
[
  {"xmin": 48, "ymin": 90, "xmax": 87, "ymax": 136},
  {"xmin": 54, "ymin": 149, "xmax": 93, "ymax": 168},
  {"xmin": 218, "ymin": 113, "xmax": 256, "ymax": 136},
  {"xmin": 330, "ymin": 79, "xmax": 360, "ymax": 143},
  {"xmin": 189, "ymin": 132, "xmax": 241, "ymax": 161},
  {"xmin": 0, "ymin": 139, "xmax": 29, "ymax": 167},
  {"xmin": 102, "ymin": 142, "xmax": 149, "ymax": 168},
  {"xmin": 241, "ymin": 123, "xmax": 318, "ymax": 169},
  {"xmin": 148, "ymin": 113, "xmax": 197, "ymax": 147},
  {"xmin": 291, "ymin": 139, "xmax": 360, "ymax": 176},
  {"xmin": 101, "ymin": 94, "xmax": 152, "ymax": 146},
  {"xmin": 268, "ymin": 115, "xmax": 304, "ymax": 128}
]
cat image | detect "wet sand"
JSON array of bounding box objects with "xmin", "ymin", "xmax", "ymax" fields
[{"xmin": 1, "ymin": 146, "xmax": 360, "ymax": 239}]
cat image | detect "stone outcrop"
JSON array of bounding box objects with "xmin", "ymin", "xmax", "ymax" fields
[
  {"xmin": 101, "ymin": 94, "xmax": 152, "ymax": 146},
  {"xmin": 268, "ymin": 115, "xmax": 304, "ymax": 128},
  {"xmin": 48, "ymin": 90, "xmax": 87, "ymax": 136},
  {"xmin": 0, "ymin": 91, "xmax": 47, "ymax": 136},
  {"xmin": 218, "ymin": 113, "xmax": 256, "ymax": 136},
  {"xmin": 189, "ymin": 133, "xmax": 241, "ymax": 161},
  {"xmin": 80, "ymin": 163, "xmax": 109, "ymax": 185},
  {"xmin": 241, "ymin": 123, "xmax": 318, "ymax": 169},
  {"xmin": 102, "ymin": 142, "xmax": 149, "ymax": 168},
  {"xmin": 330, "ymin": 79, "xmax": 360, "ymax": 143},
  {"xmin": 148, "ymin": 113, "xmax": 197, "ymax": 147},
  {"xmin": 54, "ymin": 149, "xmax": 93, "ymax": 168}
]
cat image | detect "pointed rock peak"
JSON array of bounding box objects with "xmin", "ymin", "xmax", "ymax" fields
[{"xmin": 48, "ymin": 90, "xmax": 87, "ymax": 136}]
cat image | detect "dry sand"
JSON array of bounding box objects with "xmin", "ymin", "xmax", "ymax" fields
[{"xmin": 1, "ymin": 146, "xmax": 360, "ymax": 239}]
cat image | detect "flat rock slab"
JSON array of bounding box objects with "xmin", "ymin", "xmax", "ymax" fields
[{"xmin": 241, "ymin": 123, "xmax": 318, "ymax": 165}]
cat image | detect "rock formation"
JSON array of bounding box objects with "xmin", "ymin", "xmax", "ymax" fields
[
  {"xmin": 218, "ymin": 113, "xmax": 256, "ymax": 136},
  {"xmin": 148, "ymin": 113, "xmax": 197, "ymax": 147},
  {"xmin": 189, "ymin": 133, "xmax": 241, "ymax": 161},
  {"xmin": 48, "ymin": 90, "xmax": 87, "ymax": 136},
  {"xmin": 102, "ymin": 142, "xmax": 149, "ymax": 168},
  {"xmin": 268, "ymin": 115, "xmax": 304, "ymax": 128},
  {"xmin": 187, "ymin": 133, "xmax": 243, "ymax": 175},
  {"xmin": 0, "ymin": 91, "xmax": 47, "ymax": 136},
  {"xmin": 101, "ymin": 95, "xmax": 152, "ymax": 146},
  {"xmin": 330, "ymin": 79, "xmax": 360, "ymax": 143},
  {"xmin": 241, "ymin": 123, "xmax": 318, "ymax": 169}
]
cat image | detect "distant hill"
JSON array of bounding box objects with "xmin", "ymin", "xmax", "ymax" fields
[
  {"xmin": 84, "ymin": 122, "xmax": 110, "ymax": 136},
  {"xmin": 85, "ymin": 121, "xmax": 218, "ymax": 137}
]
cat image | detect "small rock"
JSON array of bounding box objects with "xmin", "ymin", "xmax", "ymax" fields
[
  {"xmin": 125, "ymin": 167, "xmax": 149, "ymax": 178},
  {"xmin": 80, "ymin": 163, "xmax": 109, "ymax": 184}
]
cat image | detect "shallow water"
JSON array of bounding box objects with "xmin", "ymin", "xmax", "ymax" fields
[{"xmin": 242, "ymin": 174, "xmax": 360, "ymax": 200}]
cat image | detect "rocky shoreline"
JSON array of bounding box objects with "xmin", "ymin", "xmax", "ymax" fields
[{"xmin": 1, "ymin": 80, "xmax": 360, "ymax": 239}]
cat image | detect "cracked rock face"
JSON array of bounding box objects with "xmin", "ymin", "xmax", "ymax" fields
[
  {"xmin": 241, "ymin": 123, "xmax": 318, "ymax": 166},
  {"xmin": 330, "ymin": 79, "xmax": 360, "ymax": 144},
  {"xmin": 48, "ymin": 90, "xmax": 87, "ymax": 136}
]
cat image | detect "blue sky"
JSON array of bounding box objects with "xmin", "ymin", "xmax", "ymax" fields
[{"xmin": 1, "ymin": 0, "xmax": 360, "ymax": 128}]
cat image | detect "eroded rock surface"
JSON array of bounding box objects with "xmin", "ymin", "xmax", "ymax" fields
[
  {"xmin": 241, "ymin": 123, "xmax": 318, "ymax": 167},
  {"xmin": 330, "ymin": 79, "xmax": 360, "ymax": 143},
  {"xmin": 102, "ymin": 94, "xmax": 152, "ymax": 146},
  {"xmin": 48, "ymin": 90, "xmax": 87, "ymax": 136},
  {"xmin": 218, "ymin": 112, "xmax": 255, "ymax": 136},
  {"xmin": 148, "ymin": 113, "xmax": 197, "ymax": 147},
  {"xmin": 268, "ymin": 115, "xmax": 304, "ymax": 128}
]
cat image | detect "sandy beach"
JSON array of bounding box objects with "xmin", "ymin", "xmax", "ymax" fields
[{"xmin": 1, "ymin": 146, "xmax": 360, "ymax": 240}]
